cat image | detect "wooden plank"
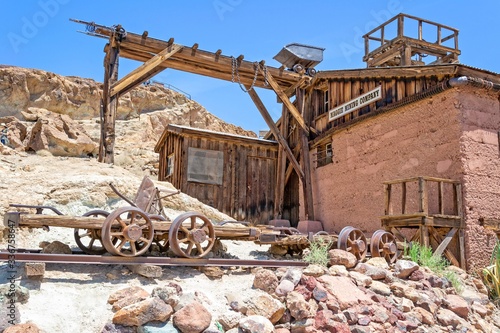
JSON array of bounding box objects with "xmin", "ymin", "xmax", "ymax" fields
[
  {"xmin": 432, "ymin": 227, "xmax": 457, "ymax": 257},
  {"xmin": 274, "ymin": 105, "xmax": 288, "ymax": 218},
  {"xmin": 110, "ymin": 44, "xmax": 183, "ymax": 97},
  {"xmin": 418, "ymin": 177, "xmax": 428, "ymax": 214},
  {"xmin": 401, "ymin": 182, "xmax": 406, "ymax": 214},
  {"xmin": 429, "ymin": 229, "xmax": 460, "ymax": 267},
  {"xmin": 246, "ymin": 87, "xmax": 304, "ymax": 180},
  {"xmin": 438, "ymin": 181, "xmax": 444, "ymax": 215}
]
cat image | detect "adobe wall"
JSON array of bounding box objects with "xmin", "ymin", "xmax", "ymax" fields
[
  {"xmin": 303, "ymin": 86, "xmax": 500, "ymax": 269},
  {"xmin": 458, "ymin": 86, "xmax": 500, "ymax": 270}
]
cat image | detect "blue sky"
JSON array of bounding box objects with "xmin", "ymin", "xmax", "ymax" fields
[{"xmin": 2, "ymin": 1, "xmax": 499, "ymax": 134}]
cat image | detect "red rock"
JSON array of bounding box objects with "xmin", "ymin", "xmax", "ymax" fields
[
  {"xmin": 317, "ymin": 275, "xmax": 371, "ymax": 310},
  {"xmin": 173, "ymin": 301, "xmax": 211, "ymax": 333},
  {"xmin": 301, "ymin": 275, "xmax": 318, "ymax": 291},
  {"xmin": 328, "ymin": 249, "xmax": 357, "ymax": 268},
  {"xmin": 294, "ymin": 284, "xmax": 312, "ymax": 301},
  {"xmin": 408, "ymin": 269, "xmax": 425, "ymax": 281},
  {"xmin": 108, "ymin": 286, "xmax": 149, "ymax": 305},
  {"xmin": 113, "ymin": 297, "xmax": 173, "ymax": 326},
  {"xmin": 253, "ymin": 269, "xmax": 279, "ymax": 294},
  {"xmin": 444, "ymin": 294, "xmax": 469, "ymax": 318}
]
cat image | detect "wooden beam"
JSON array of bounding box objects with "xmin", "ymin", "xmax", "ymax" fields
[
  {"xmin": 258, "ymin": 65, "xmax": 309, "ymax": 134},
  {"xmin": 110, "ymin": 44, "xmax": 183, "ymax": 97},
  {"xmin": 432, "ymin": 227, "xmax": 457, "ymax": 257},
  {"xmin": 246, "ymin": 87, "xmax": 304, "ymax": 180},
  {"xmin": 99, "ymin": 35, "xmax": 120, "ymax": 164}
]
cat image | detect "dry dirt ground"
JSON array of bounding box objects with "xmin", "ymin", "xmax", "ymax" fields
[{"xmin": 0, "ymin": 150, "xmax": 275, "ymax": 333}]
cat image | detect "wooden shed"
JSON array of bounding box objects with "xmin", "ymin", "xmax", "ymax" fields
[{"xmin": 154, "ymin": 124, "xmax": 279, "ymax": 224}]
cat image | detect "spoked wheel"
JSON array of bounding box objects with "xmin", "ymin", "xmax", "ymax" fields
[
  {"xmin": 74, "ymin": 210, "xmax": 109, "ymax": 255},
  {"xmin": 101, "ymin": 206, "xmax": 154, "ymax": 257},
  {"xmin": 370, "ymin": 229, "xmax": 398, "ymax": 263},
  {"xmin": 337, "ymin": 226, "xmax": 367, "ymax": 260},
  {"xmin": 168, "ymin": 212, "xmax": 216, "ymax": 258}
]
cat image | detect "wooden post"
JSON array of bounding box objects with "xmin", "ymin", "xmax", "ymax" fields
[
  {"xmin": 99, "ymin": 34, "xmax": 120, "ymax": 163},
  {"xmin": 297, "ymin": 88, "xmax": 314, "ymax": 220},
  {"xmin": 384, "ymin": 183, "xmax": 392, "ymax": 215},
  {"xmin": 274, "ymin": 105, "xmax": 288, "ymax": 218},
  {"xmin": 401, "ymin": 182, "xmax": 406, "ymax": 214}
]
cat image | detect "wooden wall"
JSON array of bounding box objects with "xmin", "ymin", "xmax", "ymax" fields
[
  {"xmin": 311, "ymin": 75, "xmax": 450, "ymax": 134},
  {"xmin": 157, "ymin": 128, "xmax": 278, "ymax": 225}
]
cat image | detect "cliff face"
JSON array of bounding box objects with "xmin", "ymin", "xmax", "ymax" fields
[{"xmin": 0, "ymin": 65, "xmax": 255, "ymax": 137}]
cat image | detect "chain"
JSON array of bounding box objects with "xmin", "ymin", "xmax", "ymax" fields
[{"xmin": 231, "ymin": 57, "xmax": 267, "ymax": 92}]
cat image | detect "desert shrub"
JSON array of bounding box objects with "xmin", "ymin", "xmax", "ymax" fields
[
  {"xmin": 405, "ymin": 242, "xmax": 463, "ymax": 292},
  {"xmin": 303, "ymin": 239, "xmax": 332, "ymax": 267}
]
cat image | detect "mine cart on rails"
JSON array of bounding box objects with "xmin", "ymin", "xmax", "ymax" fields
[{"xmin": 4, "ymin": 176, "xmax": 399, "ymax": 263}]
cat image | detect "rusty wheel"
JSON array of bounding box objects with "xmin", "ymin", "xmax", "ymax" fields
[
  {"xmin": 168, "ymin": 212, "xmax": 215, "ymax": 258},
  {"xmin": 101, "ymin": 206, "xmax": 154, "ymax": 257},
  {"xmin": 74, "ymin": 210, "xmax": 109, "ymax": 255},
  {"xmin": 337, "ymin": 226, "xmax": 367, "ymax": 260},
  {"xmin": 370, "ymin": 229, "xmax": 398, "ymax": 263}
]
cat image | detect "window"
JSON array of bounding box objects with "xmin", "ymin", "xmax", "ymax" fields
[
  {"xmin": 316, "ymin": 142, "xmax": 333, "ymax": 168},
  {"xmin": 187, "ymin": 148, "xmax": 224, "ymax": 185},
  {"xmin": 166, "ymin": 154, "xmax": 174, "ymax": 177}
]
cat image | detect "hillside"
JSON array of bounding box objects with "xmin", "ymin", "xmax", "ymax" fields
[{"xmin": 0, "ymin": 67, "xmax": 499, "ymax": 333}]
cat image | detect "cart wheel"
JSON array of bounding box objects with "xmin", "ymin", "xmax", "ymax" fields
[
  {"xmin": 370, "ymin": 229, "xmax": 398, "ymax": 263},
  {"xmin": 101, "ymin": 206, "xmax": 154, "ymax": 257},
  {"xmin": 149, "ymin": 215, "xmax": 169, "ymax": 252},
  {"xmin": 168, "ymin": 212, "xmax": 215, "ymax": 258},
  {"xmin": 74, "ymin": 210, "xmax": 109, "ymax": 255},
  {"xmin": 337, "ymin": 226, "xmax": 367, "ymax": 260}
]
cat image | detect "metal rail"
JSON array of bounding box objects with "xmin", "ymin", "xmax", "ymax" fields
[{"xmin": 0, "ymin": 250, "xmax": 307, "ymax": 267}]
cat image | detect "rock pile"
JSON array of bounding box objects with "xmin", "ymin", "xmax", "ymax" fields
[{"xmin": 91, "ymin": 249, "xmax": 500, "ymax": 333}]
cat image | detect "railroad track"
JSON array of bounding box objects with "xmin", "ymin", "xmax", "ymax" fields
[{"xmin": 0, "ymin": 249, "xmax": 308, "ymax": 268}]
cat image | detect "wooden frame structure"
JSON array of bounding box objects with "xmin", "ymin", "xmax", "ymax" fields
[
  {"xmin": 363, "ymin": 13, "xmax": 460, "ymax": 67},
  {"xmin": 155, "ymin": 125, "xmax": 279, "ymax": 224},
  {"xmin": 381, "ymin": 176, "xmax": 465, "ymax": 268},
  {"xmin": 72, "ymin": 19, "xmax": 316, "ymax": 222}
]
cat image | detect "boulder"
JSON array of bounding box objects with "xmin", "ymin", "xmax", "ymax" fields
[
  {"xmin": 26, "ymin": 112, "xmax": 97, "ymax": 157},
  {"xmin": 113, "ymin": 297, "xmax": 173, "ymax": 327},
  {"xmin": 302, "ymin": 264, "xmax": 327, "ymax": 277},
  {"xmin": 127, "ymin": 265, "xmax": 163, "ymax": 279},
  {"xmin": 0, "ymin": 117, "xmax": 27, "ymax": 149},
  {"xmin": 246, "ymin": 293, "xmax": 285, "ymax": 324},
  {"xmin": 349, "ymin": 271, "xmax": 372, "ymax": 287},
  {"xmin": 280, "ymin": 268, "xmax": 303, "ymax": 286},
  {"xmin": 108, "ymin": 286, "xmax": 150, "ymax": 305},
  {"xmin": 151, "ymin": 283, "xmax": 183, "ymax": 308},
  {"xmin": 239, "ymin": 315, "xmax": 274, "ymax": 333},
  {"xmin": 253, "ymin": 269, "xmax": 279, "ymax": 294},
  {"xmin": 100, "ymin": 322, "xmax": 137, "ymax": 333},
  {"xmin": 394, "ymin": 260, "xmax": 419, "ymax": 279},
  {"xmin": 0, "ymin": 284, "xmax": 30, "ymax": 304},
  {"xmin": 286, "ymin": 291, "xmax": 310, "ymax": 321},
  {"xmin": 436, "ymin": 308, "xmax": 463, "ymax": 328},
  {"xmin": 275, "ymin": 279, "xmax": 295, "ymax": 297},
  {"xmin": 217, "ymin": 311, "xmax": 243, "ymax": 331},
  {"xmin": 369, "ymin": 280, "xmax": 391, "ymax": 296},
  {"xmin": 328, "ymin": 249, "xmax": 357, "ymax": 268},
  {"xmin": 317, "ymin": 275, "xmax": 371, "ymax": 310},
  {"xmin": 40, "ymin": 240, "xmax": 72, "ymax": 254},
  {"xmin": 444, "ymin": 294, "xmax": 469, "ymax": 318},
  {"xmin": 172, "ymin": 301, "xmax": 211, "ymax": 333},
  {"xmin": 354, "ymin": 262, "xmax": 387, "ymax": 280},
  {"xmin": 411, "ymin": 307, "xmax": 435, "ymax": 325},
  {"xmin": 364, "ymin": 257, "xmax": 389, "ymax": 270}
]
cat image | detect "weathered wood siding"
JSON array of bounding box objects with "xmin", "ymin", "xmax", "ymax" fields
[
  {"xmin": 311, "ymin": 75, "xmax": 448, "ymax": 134},
  {"xmin": 157, "ymin": 128, "xmax": 278, "ymax": 224}
]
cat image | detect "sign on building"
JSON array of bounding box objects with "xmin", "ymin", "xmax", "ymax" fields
[{"xmin": 328, "ymin": 86, "xmax": 382, "ymax": 122}]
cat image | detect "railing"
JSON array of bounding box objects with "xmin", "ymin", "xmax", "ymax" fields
[
  {"xmin": 362, "ymin": 13, "xmax": 460, "ymax": 66},
  {"xmin": 145, "ymin": 80, "xmax": 191, "ymax": 100}
]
